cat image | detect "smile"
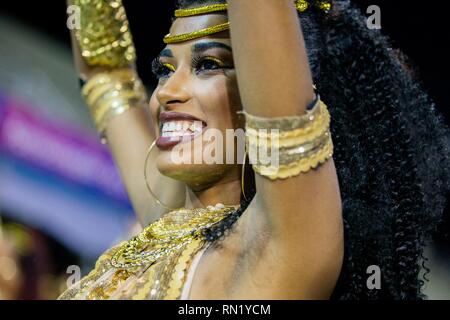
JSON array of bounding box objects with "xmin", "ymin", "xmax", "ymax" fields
[
  {"xmin": 156, "ymin": 111, "xmax": 207, "ymax": 150},
  {"xmin": 161, "ymin": 120, "xmax": 203, "ymax": 138}
]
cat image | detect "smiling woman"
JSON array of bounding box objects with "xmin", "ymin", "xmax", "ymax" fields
[{"xmin": 59, "ymin": 0, "xmax": 450, "ymax": 300}]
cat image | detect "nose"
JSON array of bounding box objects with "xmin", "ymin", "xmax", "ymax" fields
[{"xmin": 156, "ymin": 68, "xmax": 191, "ymax": 109}]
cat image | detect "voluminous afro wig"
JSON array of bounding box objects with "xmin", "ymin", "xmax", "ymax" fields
[{"xmin": 176, "ymin": 0, "xmax": 450, "ymax": 300}]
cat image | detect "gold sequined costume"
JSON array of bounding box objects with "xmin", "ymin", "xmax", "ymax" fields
[{"xmin": 60, "ymin": 0, "xmax": 334, "ymax": 300}]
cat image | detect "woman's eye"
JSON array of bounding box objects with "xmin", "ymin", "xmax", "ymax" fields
[
  {"xmin": 198, "ymin": 59, "xmax": 221, "ymax": 71},
  {"xmin": 151, "ymin": 59, "xmax": 175, "ymax": 79},
  {"xmin": 195, "ymin": 57, "xmax": 228, "ymax": 73}
]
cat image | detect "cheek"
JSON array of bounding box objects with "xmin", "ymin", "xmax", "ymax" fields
[
  {"xmin": 198, "ymin": 77, "xmax": 240, "ymax": 129},
  {"xmin": 149, "ymin": 92, "xmax": 160, "ymax": 121}
]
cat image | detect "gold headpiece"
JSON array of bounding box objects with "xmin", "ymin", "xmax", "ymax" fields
[{"xmin": 164, "ymin": 0, "xmax": 332, "ymax": 44}]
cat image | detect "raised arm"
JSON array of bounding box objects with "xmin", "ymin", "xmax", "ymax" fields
[
  {"xmin": 67, "ymin": 1, "xmax": 185, "ymax": 226},
  {"xmin": 227, "ymin": 0, "xmax": 343, "ymax": 297}
]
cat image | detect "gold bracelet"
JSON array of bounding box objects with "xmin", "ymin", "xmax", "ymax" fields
[
  {"xmin": 81, "ymin": 69, "xmax": 147, "ymax": 142},
  {"xmin": 245, "ymin": 100, "xmax": 331, "ymax": 148},
  {"xmin": 251, "ymin": 134, "xmax": 333, "ymax": 180},
  {"xmin": 247, "ymin": 130, "xmax": 331, "ymax": 165},
  {"xmin": 243, "ymin": 96, "xmax": 334, "ymax": 180},
  {"xmin": 72, "ymin": 0, "xmax": 136, "ymax": 67}
]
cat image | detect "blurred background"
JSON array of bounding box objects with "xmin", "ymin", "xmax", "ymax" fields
[{"xmin": 0, "ymin": 1, "xmax": 448, "ymax": 299}]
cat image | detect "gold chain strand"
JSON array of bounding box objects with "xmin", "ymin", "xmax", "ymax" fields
[
  {"xmin": 110, "ymin": 204, "xmax": 238, "ymax": 269},
  {"xmin": 164, "ymin": 22, "xmax": 230, "ymax": 44},
  {"xmin": 140, "ymin": 205, "xmax": 237, "ymax": 241},
  {"xmin": 112, "ymin": 205, "xmax": 237, "ymax": 269},
  {"xmin": 175, "ymin": 3, "xmax": 228, "ymax": 17}
]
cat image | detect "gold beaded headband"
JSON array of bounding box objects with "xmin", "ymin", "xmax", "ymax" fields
[{"xmin": 164, "ymin": 0, "xmax": 331, "ymax": 44}]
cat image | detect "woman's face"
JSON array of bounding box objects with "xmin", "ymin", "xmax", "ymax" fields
[{"xmin": 149, "ymin": 14, "xmax": 243, "ymax": 191}]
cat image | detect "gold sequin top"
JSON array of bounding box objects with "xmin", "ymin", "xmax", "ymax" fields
[
  {"xmin": 58, "ymin": 237, "xmax": 208, "ymax": 300},
  {"xmin": 58, "ymin": 204, "xmax": 238, "ymax": 300}
]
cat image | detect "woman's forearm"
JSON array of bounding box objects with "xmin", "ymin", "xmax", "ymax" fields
[
  {"xmin": 227, "ymin": 0, "xmax": 342, "ymax": 254},
  {"xmin": 67, "ymin": 0, "xmax": 185, "ymax": 225},
  {"xmin": 227, "ymin": 0, "xmax": 315, "ymax": 117}
]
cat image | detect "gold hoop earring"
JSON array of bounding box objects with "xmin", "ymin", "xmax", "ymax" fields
[
  {"xmin": 241, "ymin": 150, "xmax": 248, "ymax": 202},
  {"xmin": 144, "ymin": 140, "xmax": 178, "ymax": 211}
]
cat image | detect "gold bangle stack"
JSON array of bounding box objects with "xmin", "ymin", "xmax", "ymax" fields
[
  {"xmin": 81, "ymin": 69, "xmax": 147, "ymax": 142},
  {"xmin": 243, "ymin": 96, "xmax": 334, "ymax": 180},
  {"xmin": 72, "ymin": 0, "xmax": 136, "ymax": 67}
]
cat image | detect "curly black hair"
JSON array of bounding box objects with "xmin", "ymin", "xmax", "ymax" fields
[{"xmin": 178, "ymin": 0, "xmax": 450, "ymax": 300}]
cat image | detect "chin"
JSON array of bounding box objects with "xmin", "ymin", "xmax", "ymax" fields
[{"xmin": 157, "ymin": 158, "xmax": 230, "ymax": 189}]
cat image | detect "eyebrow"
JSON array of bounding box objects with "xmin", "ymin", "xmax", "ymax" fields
[
  {"xmin": 191, "ymin": 41, "xmax": 232, "ymax": 54},
  {"xmin": 156, "ymin": 41, "xmax": 232, "ymax": 61},
  {"xmin": 159, "ymin": 48, "xmax": 174, "ymax": 58}
]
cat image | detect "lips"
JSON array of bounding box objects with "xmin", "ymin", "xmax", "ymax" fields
[{"xmin": 156, "ymin": 111, "xmax": 207, "ymax": 150}]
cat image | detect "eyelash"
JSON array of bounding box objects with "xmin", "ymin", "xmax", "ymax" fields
[{"xmin": 151, "ymin": 56, "xmax": 232, "ymax": 80}]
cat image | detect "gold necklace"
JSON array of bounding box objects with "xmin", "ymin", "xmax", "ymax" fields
[{"xmin": 110, "ymin": 204, "xmax": 239, "ymax": 269}]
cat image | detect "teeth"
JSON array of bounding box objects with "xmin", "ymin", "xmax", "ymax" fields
[
  {"xmin": 161, "ymin": 120, "xmax": 204, "ymax": 137},
  {"xmin": 189, "ymin": 122, "xmax": 203, "ymax": 132}
]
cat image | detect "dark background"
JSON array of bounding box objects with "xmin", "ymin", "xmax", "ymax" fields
[{"xmin": 0, "ymin": 1, "xmax": 448, "ymax": 119}]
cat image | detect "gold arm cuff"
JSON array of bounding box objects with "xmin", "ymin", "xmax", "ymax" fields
[
  {"xmin": 252, "ymin": 134, "xmax": 334, "ymax": 180},
  {"xmin": 241, "ymin": 96, "xmax": 324, "ymax": 131},
  {"xmin": 72, "ymin": 0, "xmax": 136, "ymax": 67},
  {"xmin": 243, "ymin": 96, "xmax": 334, "ymax": 179}
]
